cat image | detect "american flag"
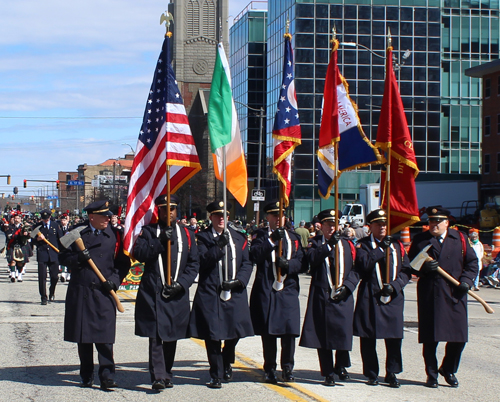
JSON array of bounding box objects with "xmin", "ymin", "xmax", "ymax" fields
[
  {"xmin": 272, "ymin": 34, "xmax": 301, "ymax": 207},
  {"xmin": 123, "ymin": 35, "xmax": 201, "ymax": 256}
]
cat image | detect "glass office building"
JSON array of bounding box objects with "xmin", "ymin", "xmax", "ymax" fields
[
  {"xmin": 232, "ymin": 1, "xmax": 499, "ymax": 221},
  {"xmin": 230, "ymin": 9, "xmax": 268, "ymax": 184}
]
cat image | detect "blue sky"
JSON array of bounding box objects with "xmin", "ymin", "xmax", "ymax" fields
[{"xmin": 0, "ymin": 0, "xmax": 259, "ymax": 199}]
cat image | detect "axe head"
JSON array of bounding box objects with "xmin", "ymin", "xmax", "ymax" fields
[
  {"xmin": 60, "ymin": 226, "xmax": 86, "ymax": 249},
  {"xmin": 30, "ymin": 225, "xmax": 41, "ymax": 239},
  {"xmin": 410, "ymin": 244, "xmax": 432, "ymax": 271}
]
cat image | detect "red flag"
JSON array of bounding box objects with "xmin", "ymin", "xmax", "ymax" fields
[{"xmin": 375, "ymin": 47, "xmax": 420, "ymax": 234}]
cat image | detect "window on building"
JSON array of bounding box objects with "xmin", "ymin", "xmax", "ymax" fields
[
  {"xmin": 485, "ymin": 116, "xmax": 491, "ymax": 136},
  {"xmin": 187, "ymin": 0, "xmax": 200, "ymax": 38},
  {"xmin": 203, "ymin": 0, "xmax": 216, "ymax": 39},
  {"xmin": 484, "ymin": 154, "xmax": 490, "ymax": 174},
  {"xmin": 485, "ymin": 78, "xmax": 491, "ymax": 98},
  {"xmin": 497, "ymin": 153, "xmax": 500, "ymax": 173}
]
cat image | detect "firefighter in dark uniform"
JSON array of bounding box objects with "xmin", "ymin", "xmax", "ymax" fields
[
  {"xmin": 33, "ymin": 209, "xmax": 63, "ymax": 304},
  {"xmin": 299, "ymin": 209, "xmax": 359, "ymax": 386},
  {"xmin": 59, "ymin": 200, "xmax": 130, "ymax": 390},
  {"xmin": 188, "ymin": 201, "xmax": 254, "ymax": 389},
  {"xmin": 133, "ymin": 194, "xmax": 199, "ymax": 390},
  {"xmin": 353, "ymin": 209, "xmax": 412, "ymax": 388},
  {"xmin": 408, "ymin": 206, "xmax": 478, "ymax": 388},
  {"xmin": 249, "ymin": 200, "xmax": 306, "ymax": 383}
]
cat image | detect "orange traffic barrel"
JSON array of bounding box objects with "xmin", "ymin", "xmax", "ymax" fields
[
  {"xmin": 493, "ymin": 227, "xmax": 500, "ymax": 249},
  {"xmin": 400, "ymin": 227, "xmax": 411, "ymax": 245}
]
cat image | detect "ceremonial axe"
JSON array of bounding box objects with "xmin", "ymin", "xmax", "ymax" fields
[
  {"xmin": 31, "ymin": 225, "xmax": 60, "ymax": 253},
  {"xmin": 61, "ymin": 227, "xmax": 125, "ymax": 313},
  {"xmin": 410, "ymin": 245, "xmax": 494, "ymax": 314}
]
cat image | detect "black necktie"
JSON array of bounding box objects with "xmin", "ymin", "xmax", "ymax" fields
[{"xmin": 94, "ymin": 229, "xmax": 99, "ymax": 236}]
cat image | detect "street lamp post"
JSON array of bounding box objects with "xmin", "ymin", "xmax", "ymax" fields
[{"xmin": 234, "ymin": 100, "xmax": 266, "ymax": 224}]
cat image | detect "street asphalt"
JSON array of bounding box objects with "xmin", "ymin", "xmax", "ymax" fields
[{"xmin": 1, "ymin": 241, "xmax": 500, "ymax": 401}]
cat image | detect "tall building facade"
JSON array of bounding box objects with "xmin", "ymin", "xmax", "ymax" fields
[
  {"xmin": 466, "ymin": 59, "xmax": 500, "ymax": 205},
  {"xmin": 169, "ymin": 0, "xmax": 232, "ymax": 216},
  {"xmin": 247, "ymin": 0, "xmax": 498, "ymax": 222},
  {"xmin": 230, "ymin": 7, "xmax": 268, "ymax": 217}
]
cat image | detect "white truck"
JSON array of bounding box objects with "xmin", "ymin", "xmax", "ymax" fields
[
  {"xmin": 338, "ymin": 180, "xmax": 480, "ymax": 226},
  {"xmin": 339, "ymin": 183, "xmax": 380, "ymax": 226}
]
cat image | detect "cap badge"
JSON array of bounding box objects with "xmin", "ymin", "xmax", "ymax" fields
[
  {"xmin": 330, "ymin": 210, "xmax": 335, "ymax": 216},
  {"xmin": 432, "ymin": 208, "xmax": 437, "ymax": 214},
  {"xmin": 219, "ymin": 201, "xmax": 224, "ymax": 207}
]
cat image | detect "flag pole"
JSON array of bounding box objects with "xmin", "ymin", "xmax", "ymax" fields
[
  {"xmin": 332, "ymin": 28, "xmax": 340, "ymax": 290},
  {"xmin": 219, "ymin": 17, "xmax": 229, "ymax": 282},
  {"xmin": 384, "ymin": 28, "xmax": 393, "ymax": 284},
  {"xmin": 278, "ymin": 183, "xmax": 284, "ymax": 283},
  {"xmin": 166, "ymin": 165, "xmax": 172, "ymax": 286},
  {"xmin": 163, "ymin": 13, "xmax": 175, "ymax": 287},
  {"xmin": 334, "ymin": 143, "xmax": 340, "ymax": 290}
]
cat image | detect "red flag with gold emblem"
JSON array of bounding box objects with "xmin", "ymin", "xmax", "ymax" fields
[{"xmin": 375, "ymin": 47, "xmax": 419, "ymax": 234}]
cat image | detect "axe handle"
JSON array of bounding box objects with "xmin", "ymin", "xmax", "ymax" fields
[
  {"xmin": 436, "ymin": 266, "xmax": 494, "ymax": 314},
  {"xmin": 43, "ymin": 238, "xmax": 60, "ymax": 253},
  {"xmin": 74, "ymin": 238, "xmax": 125, "ymax": 313}
]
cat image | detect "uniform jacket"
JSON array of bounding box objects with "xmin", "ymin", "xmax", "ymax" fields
[
  {"xmin": 133, "ymin": 222, "xmax": 199, "ymax": 341},
  {"xmin": 188, "ymin": 225, "xmax": 254, "ymax": 341},
  {"xmin": 249, "ymin": 227, "xmax": 306, "ymax": 336},
  {"xmin": 408, "ymin": 228, "xmax": 479, "ymax": 343},
  {"xmin": 353, "ymin": 235, "xmax": 412, "ymax": 339},
  {"xmin": 6, "ymin": 223, "xmax": 31, "ymax": 263},
  {"xmin": 60, "ymin": 223, "xmax": 130, "ymax": 344},
  {"xmin": 33, "ymin": 220, "xmax": 63, "ymax": 263},
  {"xmin": 300, "ymin": 236, "xmax": 359, "ymax": 350}
]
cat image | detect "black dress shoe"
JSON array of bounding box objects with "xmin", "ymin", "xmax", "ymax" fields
[
  {"xmin": 165, "ymin": 379, "xmax": 173, "ymax": 388},
  {"xmin": 100, "ymin": 379, "xmax": 118, "ymax": 390},
  {"xmin": 207, "ymin": 378, "xmax": 222, "ymax": 389},
  {"xmin": 223, "ymin": 364, "xmax": 233, "ymax": 381},
  {"xmin": 49, "ymin": 294, "xmax": 55, "ymax": 302},
  {"xmin": 366, "ymin": 377, "xmax": 379, "ymax": 386},
  {"xmin": 438, "ymin": 368, "xmax": 458, "ymax": 387},
  {"xmin": 425, "ymin": 377, "xmax": 438, "ymax": 388},
  {"xmin": 323, "ymin": 375, "xmax": 335, "ymax": 386},
  {"xmin": 264, "ymin": 370, "xmax": 278, "ymax": 384},
  {"xmin": 384, "ymin": 373, "xmax": 400, "ymax": 388},
  {"xmin": 80, "ymin": 378, "xmax": 94, "ymax": 388},
  {"xmin": 335, "ymin": 367, "xmax": 350, "ymax": 381},
  {"xmin": 283, "ymin": 369, "xmax": 295, "ymax": 382},
  {"xmin": 41, "ymin": 299, "xmax": 48, "ymax": 305},
  {"xmin": 152, "ymin": 380, "xmax": 166, "ymax": 390}
]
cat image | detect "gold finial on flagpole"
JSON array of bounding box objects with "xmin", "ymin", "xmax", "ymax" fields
[
  {"xmin": 332, "ymin": 25, "xmax": 337, "ymax": 41},
  {"xmin": 331, "ymin": 25, "xmax": 339, "ymax": 51},
  {"xmin": 284, "ymin": 16, "xmax": 291, "ymax": 39},
  {"xmin": 160, "ymin": 11, "xmax": 174, "ymax": 37},
  {"xmin": 387, "ymin": 26, "xmax": 392, "ymax": 49}
]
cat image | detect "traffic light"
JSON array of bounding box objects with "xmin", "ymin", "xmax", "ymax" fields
[
  {"xmin": 56, "ymin": 180, "xmax": 60, "ymax": 189},
  {"xmin": 23, "ymin": 179, "xmax": 27, "ymax": 188}
]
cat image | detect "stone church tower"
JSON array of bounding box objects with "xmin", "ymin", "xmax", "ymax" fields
[{"xmin": 168, "ymin": 0, "xmax": 231, "ymax": 219}]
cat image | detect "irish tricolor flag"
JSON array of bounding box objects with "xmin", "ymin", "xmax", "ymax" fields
[{"xmin": 208, "ymin": 43, "xmax": 248, "ymax": 207}]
